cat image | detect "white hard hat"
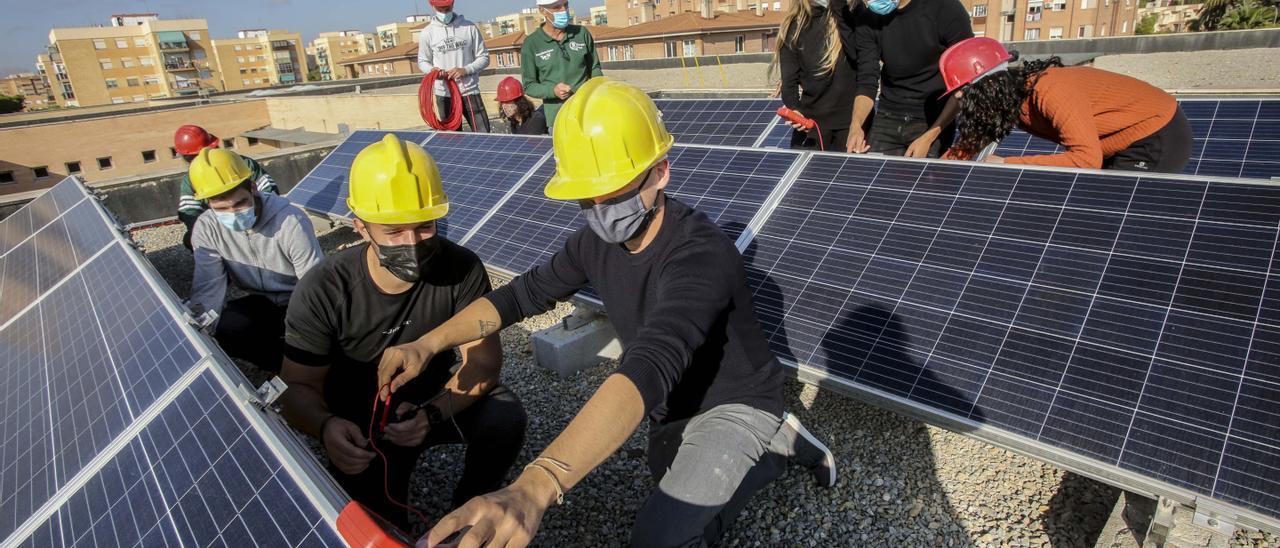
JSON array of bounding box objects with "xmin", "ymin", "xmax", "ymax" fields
[{"xmin": 536, "ymin": 0, "xmax": 561, "ymax": 5}]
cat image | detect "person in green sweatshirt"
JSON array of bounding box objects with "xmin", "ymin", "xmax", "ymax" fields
[{"xmin": 520, "ymin": 0, "xmax": 603, "ymax": 128}]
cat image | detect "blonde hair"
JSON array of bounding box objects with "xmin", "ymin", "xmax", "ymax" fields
[{"xmin": 771, "ymin": 0, "xmax": 843, "ymax": 78}]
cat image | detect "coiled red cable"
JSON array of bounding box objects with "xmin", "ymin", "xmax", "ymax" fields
[{"xmin": 420, "ymin": 69, "xmax": 463, "ymax": 131}]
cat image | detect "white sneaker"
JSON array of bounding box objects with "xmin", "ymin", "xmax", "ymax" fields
[{"xmin": 783, "ymin": 412, "xmax": 837, "ymax": 488}]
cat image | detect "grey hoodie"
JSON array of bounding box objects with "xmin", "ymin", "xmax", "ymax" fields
[
  {"xmin": 417, "ymin": 13, "xmax": 489, "ymax": 96},
  {"xmin": 189, "ymin": 193, "xmax": 323, "ymax": 319}
]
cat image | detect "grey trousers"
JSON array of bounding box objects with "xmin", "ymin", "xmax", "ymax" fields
[{"xmin": 630, "ymin": 404, "xmax": 790, "ymax": 547}]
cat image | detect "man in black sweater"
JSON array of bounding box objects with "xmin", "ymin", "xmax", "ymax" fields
[
  {"xmin": 847, "ymin": 0, "xmax": 974, "ymax": 157},
  {"xmin": 378, "ymin": 78, "xmax": 836, "ymax": 547}
]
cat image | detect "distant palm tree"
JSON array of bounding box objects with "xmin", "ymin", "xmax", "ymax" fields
[{"xmin": 1197, "ymin": 0, "xmax": 1280, "ymax": 28}]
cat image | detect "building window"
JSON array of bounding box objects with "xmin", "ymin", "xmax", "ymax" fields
[
  {"xmin": 142, "ymin": 150, "xmax": 157, "ymax": 163},
  {"xmin": 100, "ymin": 59, "xmax": 114, "ymax": 70},
  {"xmin": 190, "ymin": 31, "xmax": 202, "ymax": 40},
  {"xmin": 1080, "ymin": 0, "xmax": 1094, "ymax": 8},
  {"xmin": 222, "ymin": 139, "xmax": 235, "ymax": 149},
  {"xmin": 122, "ymin": 57, "xmax": 135, "ymax": 68},
  {"xmin": 625, "ymin": 45, "xmax": 635, "ymax": 60},
  {"xmin": 0, "ymin": 171, "xmax": 13, "ymax": 184},
  {"xmin": 1050, "ymin": 26, "xmax": 1064, "ymax": 38},
  {"xmin": 65, "ymin": 161, "xmax": 82, "ymax": 174},
  {"xmin": 133, "ymin": 95, "xmax": 145, "ymax": 102},
  {"xmin": 247, "ymin": 137, "xmax": 259, "ymax": 146},
  {"xmin": 170, "ymin": 147, "xmax": 179, "ymax": 159},
  {"xmin": 34, "ymin": 166, "xmax": 50, "ymax": 179},
  {"xmin": 608, "ymin": 46, "xmax": 618, "ymax": 61},
  {"xmin": 112, "ymin": 97, "xmax": 126, "ymax": 104},
  {"xmin": 237, "ymin": 56, "xmax": 245, "ymax": 63},
  {"xmin": 105, "ymin": 78, "xmax": 119, "ymax": 89},
  {"xmin": 144, "ymin": 76, "xmax": 160, "ymax": 85},
  {"xmin": 115, "ymin": 38, "xmax": 129, "ymax": 48},
  {"xmin": 135, "ymin": 37, "xmax": 147, "ymax": 47},
  {"xmin": 235, "ymin": 44, "xmax": 242, "ymax": 51},
  {"xmin": 97, "ymin": 157, "xmax": 113, "ymax": 170},
  {"xmin": 973, "ymin": 4, "xmax": 987, "ymax": 16},
  {"xmin": 127, "ymin": 77, "xmax": 140, "ymax": 86},
  {"xmin": 1122, "ymin": 20, "xmax": 1129, "ymax": 32},
  {"xmin": 140, "ymin": 56, "xmax": 154, "ymax": 66},
  {"xmin": 1078, "ymin": 24, "xmax": 1093, "ymax": 36},
  {"xmin": 665, "ymin": 41, "xmax": 677, "ymax": 58},
  {"xmin": 94, "ymin": 39, "xmax": 108, "ymax": 49},
  {"xmin": 683, "ymin": 39, "xmax": 697, "ymax": 57},
  {"xmin": 1025, "ymin": 28, "xmax": 1041, "ymax": 39},
  {"xmin": 735, "ymin": 35, "xmax": 746, "ymax": 53}
]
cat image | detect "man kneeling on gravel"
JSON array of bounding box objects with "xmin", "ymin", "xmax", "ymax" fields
[{"xmin": 377, "ymin": 78, "xmax": 837, "ymax": 547}]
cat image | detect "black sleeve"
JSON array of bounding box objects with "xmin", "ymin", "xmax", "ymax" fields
[
  {"xmin": 616, "ymin": 238, "xmax": 739, "ymax": 414},
  {"xmin": 484, "ymin": 231, "xmax": 591, "ymax": 327},
  {"xmin": 937, "ymin": 0, "xmax": 976, "ymax": 46},
  {"xmin": 854, "ymin": 12, "xmax": 882, "ymax": 100},
  {"xmin": 778, "ymin": 39, "xmax": 803, "ymax": 111},
  {"xmin": 179, "ymin": 210, "xmax": 201, "ymax": 230},
  {"xmin": 517, "ymin": 109, "xmax": 549, "ymax": 135},
  {"xmin": 283, "ymin": 268, "xmax": 337, "ymax": 367}
]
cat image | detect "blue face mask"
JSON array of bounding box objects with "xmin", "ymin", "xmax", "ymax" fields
[
  {"xmin": 551, "ymin": 10, "xmax": 571, "ymax": 29},
  {"xmin": 215, "ymin": 207, "xmax": 256, "ymax": 232},
  {"xmin": 435, "ymin": 11, "xmax": 455, "ymax": 24},
  {"xmin": 866, "ymin": 0, "xmax": 899, "ymax": 14}
]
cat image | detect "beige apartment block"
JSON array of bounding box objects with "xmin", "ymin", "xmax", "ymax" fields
[
  {"xmin": 43, "ymin": 15, "xmax": 220, "ymax": 108},
  {"xmin": 311, "ymin": 31, "xmax": 375, "ymax": 81},
  {"xmin": 493, "ymin": 10, "xmax": 543, "ymax": 36},
  {"xmin": 0, "ymin": 73, "xmax": 54, "ymax": 110},
  {"xmin": 607, "ymin": 0, "xmax": 791, "ymax": 28},
  {"xmin": 211, "ymin": 29, "xmax": 308, "ymax": 92},
  {"xmin": 0, "ymin": 101, "xmax": 273, "ymax": 194},
  {"xmin": 964, "ymin": 0, "xmax": 1140, "ymax": 40},
  {"xmin": 377, "ymin": 16, "xmax": 430, "ymax": 51},
  {"xmin": 1137, "ymin": 0, "xmax": 1204, "ymax": 33}
]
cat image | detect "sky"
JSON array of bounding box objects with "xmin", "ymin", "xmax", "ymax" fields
[{"xmin": 0, "ymin": 0, "xmax": 555, "ymax": 77}]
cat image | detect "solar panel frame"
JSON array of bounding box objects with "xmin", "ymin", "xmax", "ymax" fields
[{"xmin": 741, "ymin": 150, "xmax": 1280, "ymax": 533}]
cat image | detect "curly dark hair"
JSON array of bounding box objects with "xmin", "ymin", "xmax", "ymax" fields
[
  {"xmin": 500, "ymin": 96, "xmax": 537, "ymax": 128},
  {"xmin": 952, "ymin": 56, "xmax": 1064, "ymax": 158}
]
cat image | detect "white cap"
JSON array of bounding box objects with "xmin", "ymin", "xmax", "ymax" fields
[{"xmin": 536, "ymin": 0, "xmax": 560, "ymax": 5}]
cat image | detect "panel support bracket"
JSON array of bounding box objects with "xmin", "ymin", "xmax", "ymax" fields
[
  {"xmin": 1190, "ymin": 498, "xmax": 1238, "ymax": 537},
  {"xmin": 1143, "ymin": 496, "xmax": 1177, "ymax": 548}
]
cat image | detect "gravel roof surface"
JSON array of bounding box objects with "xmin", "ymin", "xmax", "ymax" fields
[{"xmin": 132, "ymin": 218, "xmax": 1278, "ymax": 547}]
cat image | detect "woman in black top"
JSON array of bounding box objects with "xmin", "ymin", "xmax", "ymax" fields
[
  {"xmin": 774, "ymin": 0, "xmax": 859, "ymax": 151},
  {"xmin": 496, "ymin": 76, "xmax": 549, "ymax": 136},
  {"xmin": 846, "ymin": 0, "xmax": 973, "ymax": 157}
]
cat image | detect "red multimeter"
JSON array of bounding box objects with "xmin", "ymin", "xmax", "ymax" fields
[{"xmin": 776, "ymin": 106, "xmax": 816, "ymax": 130}]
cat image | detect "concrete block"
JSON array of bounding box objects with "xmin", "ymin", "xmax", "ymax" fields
[{"xmin": 532, "ymin": 309, "xmax": 622, "ymax": 378}]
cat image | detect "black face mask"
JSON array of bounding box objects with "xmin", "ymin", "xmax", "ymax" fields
[{"xmin": 372, "ymin": 236, "xmax": 440, "ymax": 283}]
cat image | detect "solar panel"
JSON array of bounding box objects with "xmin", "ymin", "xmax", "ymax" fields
[
  {"xmin": 995, "ymin": 98, "xmax": 1280, "ymax": 180},
  {"xmin": 287, "ymin": 130, "xmax": 434, "ymax": 219},
  {"xmin": 653, "ymin": 99, "xmax": 786, "ymax": 147},
  {"xmin": 421, "ymin": 133, "xmax": 552, "ymax": 241},
  {"xmin": 464, "ymin": 145, "xmax": 803, "ymax": 278},
  {"xmin": 744, "ymin": 153, "xmax": 1280, "ymax": 527},
  {"xmin": 1, "ymin": 178, "xmax": 349, "ymax": 546}
]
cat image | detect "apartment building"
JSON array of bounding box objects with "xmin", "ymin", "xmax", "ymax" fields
[
  {"xmin": 0, "ymin": 73, "xmax": 54, "ymax": 110},
  {"xmin": 590, "ymin": 6, "xmax": 611, "ymax": 25},
  {"xmin": 43, "ymin": 15, "xmax": 219, "ymax": 107},
  {"xmin": 312, "ymin": 31, "xmax": 375, "ymax": 80},
  {"xmin": 211, "ymin": 29, "xmax": 308, "ymax": 91},
  {"xmin": 963, "ymin": 0, "xmax": 1140, "ymax": 40},
  {"xmin": 493, "ymin": 9, "xmax": 544, "ymax": 37},
  {"xmin": 1137, "ymin": 0, "xmax": 1204, "ymax": 33},
  {"xmin": 377, "ymin": 16, "xmax": 430, "ymax": 50},
  {"xmin": 607, "ymin": 0, "xmax": 791, "ymax": 27},
  {"xmin": 340, "ymin": 42, "xmax": 420, "ymax": 79}
]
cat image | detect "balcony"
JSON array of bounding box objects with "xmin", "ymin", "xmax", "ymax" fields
[
  {"xmin": 272, "ymin": 40, "xmax": 294, "ymax": 50},
  {"xmin": 1027, "ymin": 12, "xmax": 1042, "ymax": 20},
  {"xmin": 277, "ymin": 63, "xmax": 296, "ymax": 74},
  {"xmin": 165, "ymin": 60, "xmax": 199, "ymax": 71},
  {"xmin": 158, "ymin": 40, "xmax": 189, "ymax": 51}
]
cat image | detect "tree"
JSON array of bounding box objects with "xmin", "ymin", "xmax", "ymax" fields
[
  {"xmin": 0, "ymin": 94, "xmax": 24, "ymax": 114},
  {"xmin": 1137, "ymin": 13, "xmax": 1160, "ymax": 33},
  {"xmin": 1198, "ymin": 0, "xmax": 1280, "ymax": 29},
  {"xmin": 307, "ymin": 67, "xmax": 323, "ymax": 82}
]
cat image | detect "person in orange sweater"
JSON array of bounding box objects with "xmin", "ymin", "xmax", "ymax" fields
[{"xmin": 939, "ymin": 37, "xmax": 1192, "ymax": 173}]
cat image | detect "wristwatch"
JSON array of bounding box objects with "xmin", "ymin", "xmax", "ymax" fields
[{"xmin": 422, "ymin": 403, "xmax": 446, "ymax": 427}]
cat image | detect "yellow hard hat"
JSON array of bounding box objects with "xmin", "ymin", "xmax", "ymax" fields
[
  {"xmin": 189, "ymin": 148, "xmax": 252, "ymax": 200},
  {"xmin": 544, "ymin": 77, "xmax": 674, "ymax": 201},
  {"xmin": 347, "ymin": 134, "xmax": 449, "ymax": 224}
]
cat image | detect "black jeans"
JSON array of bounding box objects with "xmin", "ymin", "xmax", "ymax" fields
[
  {"xmin": 1105, "ymin": 106, "xmax": 1193, "ymax": 174},
  {"xmin": 790, "ymin": 126, "xmax": 850, "ymax": 152},
  {"xmin": 330, "ymin": 385, "xmax": 527, "ymax": 532},
  {"xmin": 436, "ymin": 94, "xmax": 491, "ymax": 133},
  {"xmin": 215, "ymin": 295, "xmax": 286, "ymax": 372},
  {"xmin": 867, "ymin": 109, "xmax": 954, "ymax": 158}
]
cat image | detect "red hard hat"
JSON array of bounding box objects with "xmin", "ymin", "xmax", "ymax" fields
[
  {"xmin": 429, "ymin": 0, "xmax": 454, "ymax": 7},
  {"xmin": 939, "ymin": 37, "xmax": 1014, "ymax": 96},
  {"xmin": 173, "ymin": 125, "xmax": 219, "ymax": 156},
  {"xmin": 496, "ymin": 77, "xmax": 524, "ymax": 103}
]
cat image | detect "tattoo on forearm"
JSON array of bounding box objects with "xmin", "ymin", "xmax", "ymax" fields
[{"xmin": 479, "ymin": 319, "xmax": 498, "ymax": 337}]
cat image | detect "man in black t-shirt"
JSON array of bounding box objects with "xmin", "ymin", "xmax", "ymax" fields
[
  {"xmin": 278, "ymin": 134, "xmax": 526, "ymax": 531},
  {"xmin": 379, "ymin": 79, "xmax": 837, "ymax": 547}
]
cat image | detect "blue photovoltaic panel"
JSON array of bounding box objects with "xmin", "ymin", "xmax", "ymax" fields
[
  {"xmin": 996, "ymin": 99, "xmax": 1280, "ymax": 180},
  {"xmin": 422, "ymin": 132, "xmax": 552, "ymax": 241},
  {"xmin": 653, "ymin": 99, "xmax": 785, "ymax": 147},
  {"xmin": 18, "ymin": 370, "xmax": 344, "ymax": 547},
  {"xmin": 466, "ymin": 145, "xmax": 801, "ymax": 277},
  {"xmin": 0, "ymin": 177, "xmax": 84, "ymax": 256},
  {"xmin": 288, "ymin": 130, "xmax": 434, "ymax": 218},
  {"xmin": 0, "ymin": 310, "xmax": 58, "ymax": 542},
  {"xmin": 746, "ymin": 153, "xmax": 1280, "ymax": 522}
]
